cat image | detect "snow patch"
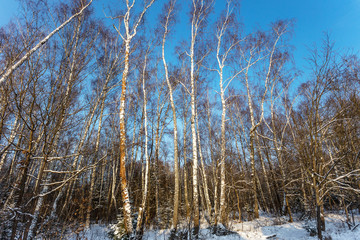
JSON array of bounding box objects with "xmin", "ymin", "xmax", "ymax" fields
[{"xmin": 62, "ymin": 213, "xmax": 360, "ymax": 240}]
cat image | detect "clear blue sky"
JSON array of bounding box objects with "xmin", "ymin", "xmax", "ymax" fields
[
  {"xmin": 0, "ymin": 0, "xmax": 18, "ymax": 25},
  {"xmin": 1, "ymin": 0, "xmax": 359, "ymax": 70},
  {"xmin": 240, "ymin": 0, "xmax": 360, "ymax": 69}
]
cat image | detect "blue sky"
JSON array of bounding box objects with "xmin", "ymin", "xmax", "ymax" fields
[
  {"xmin": 240, "ymin": 0, "xmax": 360, "ymax": 69},
  {"xmin": 1, "ymin": 0, "xmax": 359, "ymax": 71},
  {"xmin": 0, "ymin": 0, "xmax": 18, "ymax": 25}
]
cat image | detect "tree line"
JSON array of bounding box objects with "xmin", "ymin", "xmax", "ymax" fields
[{"xmin": 0, "ymin": 0, "xmax": 359, "ymax": 239}]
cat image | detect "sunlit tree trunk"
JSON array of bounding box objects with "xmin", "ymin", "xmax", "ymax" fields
[
  {"xmin": 196, "ymin": 108, "xmax": 212, "ymax": 222},
  {"xmin": 112, "ymin": 0, "xmax": 155, "ymax": 235},
  {"xmin": 136, "ymin": 52, "xmax": 150, "ymax": 236},
  {"xmin": 212, "ymin": 1, "xmax": 241, "ymax": 225},
  {"xmin": 189, "ymin": 19, "xmax": 199, "ymax": 236},
  {"xmin": 161, "ymin": 0, "xmax": 180, "ymax": 232},
  {"xmin": 118, "ymin": 37, "xmax": 133, "ymax": 234},
  {"xmin": 0, "ymin": 0, "xmax": 93, "ymax": 84},
  {"xmin": 189, "ymin": 0, "xmax": 213, "ymax": 234}
]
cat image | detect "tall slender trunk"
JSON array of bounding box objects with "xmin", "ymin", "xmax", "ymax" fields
[
  {"xmin": 245, "ymin": 60, "xmax": 260, "ymax": 218},
  {"xmin": 25, "ymin": 153, "xmax": 48, "ymax": 240},
  {"xmin": 27, "ymin": 160, "xmax": 56, "ymax": 240},
  {"xmin": 86, "ymin": 96, "xmax": 106, "ymax": 228},
  {"xmin": 255, "ymin": 135, "xmax": 272, "ymax": 213},
  {"xmin": 118, "ymin": 39, "xmax": 133, "ymax": 234},
  {"xmin": 249, "ymin": 130, "xmax": 259, "ymax": 219},
  {"xmin": 270, "ymin": 103, "xmax": 292, "ymax": 220},
  {"xmin": 183, "ymin": 111, "xmax": 191, "ymax": 221},
  {"xmin": 0, "ymin": 116, "xmax": 19, "ymax": 173},
  {"xmin": 107, "ymin": 144, "xmax": 118, "ymax": 221},
  {"xmin": 154, "ymin": 92, "xmax": 163, "ymax": 224},
  {"xmin": 49, "ymin": 17, "xmax": 97, "ymax": 219},
  {"xmin": 11, "ymin": 127, "xmax": 35, "ymax": 240},
  {"xmin": 219, "ymin": 72, "xmax": 227, "ymax": 224},
  {"xmin": 261, "ymin": 138, "xmax": 282, "ymax": 213},
  {"xmin": 206, "ymin": 95, "xmax": 218, "ymax": 225},
  {"xmin": 114, "ymin": 1, "xmax": 155, "ymax": 235},
  {"xmin": 128, "ymin": 103, "xmax": 139, "ymax": 187},
  {"xmin": 190, "ymin": 32, "xmax": 199, "ymax": 237},
  {"xmin": 136, "ymin": 53, "xmax": 150, "ymax": 235},
  {"xmin": 161, "ymin": 3, "xmax": 180, "ymax": 230},
  {"xmin": 196, "ymin": 109, "xmax": 212, "ymax": 222},
  {"xmin": 214, "ymin": 3, "xmax": 240, "ymax": 224}
]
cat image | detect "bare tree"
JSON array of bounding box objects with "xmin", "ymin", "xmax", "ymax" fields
[
  {"xmin": 212, "ymin": 0, "xmax": 241, "ymax": 226},
  {"xmin": 188, "ymin": 0, "xmax": 213, "ymax": 236},
  {"xmin": 112, "ymin": 0, "xmax": 155, "ymax": 236},
  {"xmin": 0, "ymin": 0, "xmax": 93, "ymax": 84},
  {"xmin": 135, "ymin": 46, "xmax": 151, "ymax": 237},
  {"xmin": 159, "ymin": 0, "xmax": 181, "ymax": 233}
]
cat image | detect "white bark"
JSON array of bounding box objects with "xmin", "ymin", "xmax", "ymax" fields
[
  {"xmin": 118, "ymin": 39, "xmax": 133, "ymax": 234},
  {"xmin": 161, "ymin": 0, "xmax": 180, "ymax": 231},
  {"xmin": 196, "ymin": 108, "xmax": 212, "ymax": 222},
  {"xmin": 214, "ymin": 1, "xmax": 240, "ymax": 224},
  {"xmin": 0, "ymin": 116, "xmax": 19, "ymax": 172},
  {"xmin": 190, "ymin": 12, "xmax": 199, "ymax": 233},
  {"xmin": 0, "ymin": 0, "xmax": 93, "ymax": 84},
  {"xmin": 182, "ymin": 106, "xmax": 191, "ymax": 220},
  {"xmin": 113, "ymin": 0, "xmax": 155, "ymax": 236},
  {"xmin": 244, "ymin": 56, "xmax": 260, "ymax": 219},
  {"xmin": 136, "ymin": 51, "xmax": 150, "ymax": 234},
  {"xmin": 189, "ymin": 0, "xmax": 213, "ymax": 232}
]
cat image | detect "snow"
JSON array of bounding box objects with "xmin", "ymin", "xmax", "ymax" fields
[
  {"xmin": 64, "ymin": 224, "xmax": 111, "ymax": 240},
  {"xmin": 61, "ymin": 212, "xmax": 360, "ymax": 240}
]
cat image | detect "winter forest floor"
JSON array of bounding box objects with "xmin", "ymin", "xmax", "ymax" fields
[{"xmin": 59, "ymin": 212, "xmax": 360, "ymax": 240}]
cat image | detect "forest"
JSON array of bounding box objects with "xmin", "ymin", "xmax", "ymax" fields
[{"xmin": 0, "ymin": 0, "xmax": 359, "ymax": 239}]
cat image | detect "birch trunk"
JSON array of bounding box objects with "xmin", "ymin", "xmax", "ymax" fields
[
  {"xmin": 243, "ymin": 48, "xmax": 260, "ymax": 218},
  {"xmin": 161, "ymin": 1, "xmax": 180, "ymax": 231},
  {"xmin": 206, "ymin": 96, "xmax": 219, "ymax": 226},
  {"xmin": 135, "ymin": 53, "xmax": 150, "ymax": 235},
  {"xmin": 154, "ymin": 91, "xmax": 163, "ymax": 224},
  {"xmin": 113, "ymin": 0, "xmax": 155, "ymax": 234},
  {"xmin": 255, "ymin": 134, "xmax": 273, "ymax": 213},
  {"xmin": 118, "ymin": 38, "xmax": 133, "ymax": 234},
  {"xmin": 272, "ymin": 129, "xmax": 293, "ymax": 221},
  {"xmin": 11, "ymin": 125, "xmax": 35, "ymax": 240},
  {"xmin": 196, "ymin": 108, "xmax": 212, "ymax": 223},
  {"xmin": 0, "ymin": 116, "xmax": 19, "ymax": 173},
  {"xmin": 190, "ymin": 23, "xmax": 199, "ymax": 238},
  {"xmin": 219, "ymin": 77, "xmax": 227, "ymax": 224},
  {"xmin": 183, "ymin": 110, "xmax": 191, "ymax": 221},
  {"xmin": 0, "ymin": 0, "xmax": 93, "ymax": 84},
  {"xmin": 49, "ymin": 17, "xmax": 100, "ymax": 219},
  {"xmin": 86, "ymin": 96, "xmax": 106, "ymax": 228},
  {"xmin": 214, "ymin": 3, "xmax": 239, "ymax": 224}
]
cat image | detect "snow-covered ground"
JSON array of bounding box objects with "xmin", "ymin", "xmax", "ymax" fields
[{"xmin": 63, "ymin": 212, "xmax": 360, "ymax": 240}]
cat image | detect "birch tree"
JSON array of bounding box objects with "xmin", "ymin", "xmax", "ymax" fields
[
  {"xmin": 159, "ymin": 0, "xmax": 181, "ymax": 233},
  {"xmin": 132, "ymin": 48, "xmax": 151, "ymax": 238},
  {"xmin": 238, "ymin": 21, "xmax": 290, "ymax": 218},
  {"xmin": 85, "ymin": 29, "xmax": 122, "ymax": 229},
  {"xmin": 212, "ymin": 0, "xmax": 241, "ymax": 226},
  {"xmin": 0, "ymin": 0, "xmax": 93, "ymax": 85},
  {"xmin": 112, "ymin": 0, "xmax": 155, "ymax": 236},
  {"xmin": 189, "ymin": 0, "xmax": 213, "ymax": 236}
]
